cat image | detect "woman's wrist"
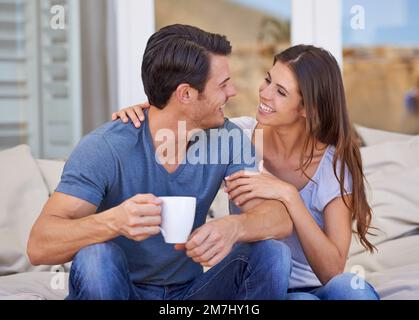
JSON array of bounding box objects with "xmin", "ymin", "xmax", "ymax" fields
[{"xmin": 279, "ymin": 184, "xmax": 300, "ymax": 207}]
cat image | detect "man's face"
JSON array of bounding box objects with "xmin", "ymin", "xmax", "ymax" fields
[{"xmin": 189, "ymin": 55, "xmax": 237, "ymax": 129}]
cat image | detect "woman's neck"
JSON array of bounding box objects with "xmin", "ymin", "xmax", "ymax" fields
[{"xmin": 265, "ymin": 120, "xmax": 308, "ymax": 161}]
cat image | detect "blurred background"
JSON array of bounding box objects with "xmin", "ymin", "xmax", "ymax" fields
[{"xmin": 1, "ymin": 0, "xmax": 418, "ymax": 160}]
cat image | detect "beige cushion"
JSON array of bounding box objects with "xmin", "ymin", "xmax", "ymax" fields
[
  {"xmin": 36, "ymin": 159, "xmax": 65, "ymax": 195},
  {"xmin": 0, "ymin": 272, "xmax": 69, "ymax": 300},
  {"xmin": 349, "ymin": 137, "xmax": 419, "ymax": 257},
  {"xmin": 0, "ymin": 145, "xmax": 50, "ymax": 275},
  {"xmin": 355, "ymin": 125, "xmax": 413, "ymax": 146},
  {"xmin": 360, "ymin": 137, "xmax": 419, "ymax": 177},
  {"xmin": 346, "ymin": 235, "xmax": 419, "ymax": 300},
  {"xmin": 210, "ymin": 188, "xmax": 229, "ymax": 219},
  {"xmin": 348, "ymin": 235, "xmax": 419, "ymax": 273},
  {"xmin": 364, "ymin": 263, "xmax": 419, "ymax": 300}
]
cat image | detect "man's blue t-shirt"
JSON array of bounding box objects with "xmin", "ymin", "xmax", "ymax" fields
[{"xmin": 56, "ymin": 111, "xmax": 256, "ymax": 286}]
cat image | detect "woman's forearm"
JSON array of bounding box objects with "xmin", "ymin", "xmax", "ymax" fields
[{"xmin": 285, "ymin": 195, "xmax": 346, "ymax": 284}]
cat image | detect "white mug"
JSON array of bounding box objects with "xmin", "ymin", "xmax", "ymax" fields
[{"xmin": 159, "ymin": 196, "xmax": 197, "ymax": 244}]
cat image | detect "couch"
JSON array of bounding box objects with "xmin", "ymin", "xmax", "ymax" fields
[{"xmin": 0, "ymin": 126, "xmax": 418, "ymax": 300}]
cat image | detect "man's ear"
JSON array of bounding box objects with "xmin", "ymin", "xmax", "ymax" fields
[{"xmin": 175, "ymin": 84, "xmax": 198, "ymax": 104}]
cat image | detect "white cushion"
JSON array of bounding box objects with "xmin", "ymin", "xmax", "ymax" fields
[
  {"xmin": 36, "ymin": 159, "xmax": 65, "ymax": 195},
  {"xmin": 0, "ymin": 272, "xmax": 69, "ymax": 300},
  {"xmin": 360, "ymin": 137, "xmax": 419, "ymax": 177},
  {"xmin": 355, "ymin": 124, "xmax": 413, "ymax": 146},
  {"xmin": 0, "ymin": 145, "xmax": 50, "ymax": 275},
  {"xmin": 365, "ymin": 263, "xmax": 419, "ymax": 300},
  {"xmin": 347, "ymin": 235, "xmax": 419, "ymax": 274},
  {"xmin": 209, "ymin": 188, "xmax": 229, "ymax": 219},
  {"xmin": 346, "ymin": 235, "xmax": 419, "ymax": 300},
  {"xmin": 349, "ymin": 137, "xmax": 419, "ymax": 257}
]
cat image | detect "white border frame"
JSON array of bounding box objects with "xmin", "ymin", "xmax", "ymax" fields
[
  {"xmin": 114, "ymin": 0, "xmax": 155, "ymax": 110},
  {"xmin": 292, "ymin": 0, "xmax": 342, "ymax": 67},
  {"xmin": 69, "ymin": 0, "xmax": 82, "ymax": 146}
]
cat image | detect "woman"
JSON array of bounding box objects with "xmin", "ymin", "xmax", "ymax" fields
[{"xmin": 112, "ymin": 45, "xmax": 379, "ymax": 300}]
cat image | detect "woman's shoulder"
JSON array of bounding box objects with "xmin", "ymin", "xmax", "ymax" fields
[
  {"xmin": 316, "ymin": 145, "xmax": 341, "ymax": 181},
  {"xmin": 312, "ymin": 145, "xmax": 353, "ymax": 210},
  {"xmin": 229, "ymin": 117, "xmax": 258, "ymax": 131}
]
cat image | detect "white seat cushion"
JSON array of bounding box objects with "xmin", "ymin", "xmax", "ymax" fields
[{"xmin": 0, "ymin": 272, "xmax": 69, "ymax": 300}]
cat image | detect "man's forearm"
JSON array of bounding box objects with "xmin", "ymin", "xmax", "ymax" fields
[
  {"xmin": 228, "ymin": 200, "xmax": 293, "ymax": 243},
  {"xmin": 27, "ymin": 210, "xmax": 117, "ymax": 266}
]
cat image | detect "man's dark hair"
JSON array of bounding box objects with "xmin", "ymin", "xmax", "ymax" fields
[{"xmin": 141, "ymin": 24, "xmax": 232, "ymax": 109}]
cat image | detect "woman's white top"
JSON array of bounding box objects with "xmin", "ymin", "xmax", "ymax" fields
[{"xmin": 230, "ymin": 117, "xmax": 353, "ymax": 289}]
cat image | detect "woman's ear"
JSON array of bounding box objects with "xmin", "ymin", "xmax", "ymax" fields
[
  {"xmin": 299, "ymin": 101, "xmax": 307, "ymax": 118},
  {"xmin": 300, "ymin": 108, "xmax": 307, "ymax": 119},
  {"xmin": 175, "ymin": 84, "xmax": 198, "ymax": 104}
]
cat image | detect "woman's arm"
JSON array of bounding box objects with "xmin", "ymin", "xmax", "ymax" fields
[
  {"xmin": 283, "ymin": 193, "xmax": 352, "ymax": 284},
  {"xmin": 226, "ymin": 170, "xmax": 353, "ymax": 284}
]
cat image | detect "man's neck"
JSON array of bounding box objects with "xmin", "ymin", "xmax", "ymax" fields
[
  {"xmin": 148, "ymin": 105, "xmax": 200, "ymax": 172},
  {"xmin": 147, "ymin": 105, "xmax": 201, "ymax": 141}
]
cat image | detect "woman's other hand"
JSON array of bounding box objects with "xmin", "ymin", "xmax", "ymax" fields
[
  {"xmin": 225, "ymin": 168, "xmax": 298, "ymax": 208},
  {"xmin": 111, "ymin": 102, "xmax": 150, "ymax": 128}
]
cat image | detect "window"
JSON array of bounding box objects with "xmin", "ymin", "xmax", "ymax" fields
[
  {"xmin": 342, "ymin": 0, "xmax": 419, "ymax": 134},
  {"xmin": 0, "ymin": 0, "xmax": 82, "ymax": 159},
  {"xmin": 155, "ymin": 0, "xmax": 291, "ymax": 118},
  {"xmin": 0, "ymin": 0, "xmax": 116, "ymax": 159}
]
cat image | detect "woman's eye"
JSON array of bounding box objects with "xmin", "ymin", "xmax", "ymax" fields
[
  {"xmin": 277, "ymin": 90, "xmax": 286, "ymax": 96},
  {"xmin": 264, "ymin": 78, "xmax": 271, "ymax": 84}
]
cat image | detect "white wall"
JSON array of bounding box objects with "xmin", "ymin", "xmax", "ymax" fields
[
  {"xmin": 113, "ymin": 0, "xmax": 155, "ymax": 110},
  {"xmin": 292, "ymin": 0, "xmax": 342, "ymax": 66}
]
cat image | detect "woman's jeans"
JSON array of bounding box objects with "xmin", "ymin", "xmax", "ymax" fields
[
  {"xmin": 287, "ymin": 273, "xmax": 380, "ymax": 300},
  {"xmin": 67, "ymin": 240, "xmax": 292, "ymax": 300}
]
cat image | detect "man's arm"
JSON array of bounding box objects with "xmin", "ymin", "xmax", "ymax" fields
[
  {"xmin": 27, "ymin": 192, "xmax": 162, "ymax": 266},
  {"xmin": 183, "ymin": 198, "xmax": 292, "ymax": 267},
  {"xmin": 231, "ymin": 198, "xmax": 293, "ymax": 242}
]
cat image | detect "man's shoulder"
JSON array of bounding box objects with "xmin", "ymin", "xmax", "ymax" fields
[
  {"xmin": 222, "ymin": 118, "xmax": 244, "ymax": 132},
  {"xmin": 70, "ymin": 120, "xmax": 144, "ymax": 162},
  {"xmin": 84, "ymin": 120, "xmax": 144, "ymax": 147},
  {"xmin": 91, "ymin": 120, "xmax": 140, "ymax": 138}
]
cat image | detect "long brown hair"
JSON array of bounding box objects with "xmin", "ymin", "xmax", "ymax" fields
[{"xmin": 275, "ymin": 45, "xmax": 375, "ymax": 252}]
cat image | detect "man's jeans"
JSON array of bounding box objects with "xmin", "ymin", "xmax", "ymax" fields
[{"xmin": 67, "ymin": 240, "xmax": 292, "ymax": 300}]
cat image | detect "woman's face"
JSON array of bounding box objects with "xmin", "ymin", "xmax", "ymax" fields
[{"xmin": 257, "ymin": 61, "xmax": 305, "ymax": 127}]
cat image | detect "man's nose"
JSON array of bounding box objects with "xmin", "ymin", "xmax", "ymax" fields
[{"xmin": 228, "ymin": 84, "xmax": 237, "ymax": 98}]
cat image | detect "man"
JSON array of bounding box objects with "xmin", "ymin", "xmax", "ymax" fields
[{"xmin": 27, "ymin": 24, "xmax": 292, "ymax": 300}]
